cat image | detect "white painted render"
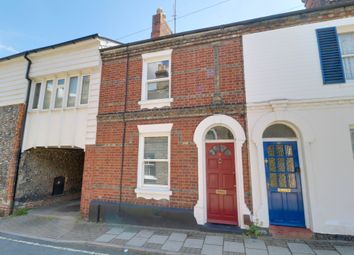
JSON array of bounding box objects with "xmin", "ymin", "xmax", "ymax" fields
[
  {"xmin": 243, "ymin": 17, "xmax": 354, "ymax": 103},
  {"xmin": 244, "ymin": 17, "xmax": 354, "ymax": 235},
  {"xmin": 16, "ymin": 39, "xmax": 117, "ymax": 151}
]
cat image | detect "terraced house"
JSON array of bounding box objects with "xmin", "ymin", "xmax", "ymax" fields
[
  {"xmin": 0, "ymin": 0, "xmax": 354, "ymax": 239},
  {"xmin": 81, "ymin": 1, "xmax": 354, "ymax": 237}
]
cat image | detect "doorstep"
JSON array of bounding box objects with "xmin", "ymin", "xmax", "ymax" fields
[{"xmin": 269, "ymin": 225, "xmax": 313, "ymax": 240}]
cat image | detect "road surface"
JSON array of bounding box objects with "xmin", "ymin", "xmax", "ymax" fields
[{"xmin": 0, "ymin": 233, "xmax": 136, "ymax": 255}]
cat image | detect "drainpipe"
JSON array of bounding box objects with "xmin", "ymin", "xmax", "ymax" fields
[
  {"xmin": 118, "ymin": 46, "xmax": 130, "ymax": 214},
  {"xmin": 10, "ymin": 52, "xmax": 32, "ymax": 214}
]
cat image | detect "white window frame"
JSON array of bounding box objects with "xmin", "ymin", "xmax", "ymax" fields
[
  {"xmin": 135, "ymin": 123, "xmax": 173, "ymax": 200},
  {"xmin": 29, "ymin": 73, "xmax": 90, "ymax": 111},
  {"xmin": 54, "ymin": 78, "xmax": 66, "ymax": 109},
  {"xmin": 79, "ymin": 74, "xmax": 90, "ymax": 105},
  {"xmin": 337, "ymin": 25, "xmax": 354, "ymax": 84},
  {"xmin": 66, "ymin": 75, "xmax": 79, "ymax": 108},
  {"xmin": 139, "ymin": 49, "xmax": 173, "ymax": 109},
  {"xmin": 42, "ymin": 79, "xmax": 55, "ymax": 110},
  {"xmin": 30, "ymin": 82, "xmax": 43, "ymax": 110},
  {"xmin": 350, "ymin": 126, "xmax": 354, "ymax": 158}
]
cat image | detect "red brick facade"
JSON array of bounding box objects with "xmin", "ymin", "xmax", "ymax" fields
[
  {"xmin": 80, "ymin": 3, "xmax": 354, "ymax": 224},
  {"xmin": 80, "ymin": 37, "xmax": 250, "ymax": 220}
]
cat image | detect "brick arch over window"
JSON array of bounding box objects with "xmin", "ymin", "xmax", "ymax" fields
[{"xmin": 193, "ymin": 114, "xmax": 251, "ymax": 228}]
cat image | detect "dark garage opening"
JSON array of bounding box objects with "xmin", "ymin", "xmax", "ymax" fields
[{"xmin": 15, "ymin": 148, "xmax": 85, "ymax": 209}]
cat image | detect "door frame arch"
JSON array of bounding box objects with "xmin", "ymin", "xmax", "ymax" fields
[
  {"xmin": 193, "ymin": 114, "xmax": 251, "ymax": 228},
  {"xmin": 250, "ymin": 112, "xmax": 315, "ymax": 229}
]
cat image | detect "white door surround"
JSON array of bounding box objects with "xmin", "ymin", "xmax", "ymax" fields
[
  {"xmin": 193, "ymin": 114, "xmax": 251, "ymax": 228},
  {"xmin": 249, "ymin": 111, "xmax": 315, "ymax": 229}
]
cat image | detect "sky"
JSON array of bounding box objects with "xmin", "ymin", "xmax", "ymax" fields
[{"xmin": 0, "ymin": 0, "xmax": 304, "ymax": 58}]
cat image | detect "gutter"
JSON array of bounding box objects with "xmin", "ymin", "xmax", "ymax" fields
[
  {"xmin": 10, "ymin": 52, "xmax": 32, "ymax": 214},
  {"xmin": 0, "ymin": 34, "xmax": 121, "ymax": 63}
]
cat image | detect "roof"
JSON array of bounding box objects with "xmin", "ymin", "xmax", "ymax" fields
[
  {"xmin": 101, "ymin": 1, "xmax": 354, "ymax": 53},
  {"xmin": 0, "ymin": 34, "xmax": 121, "ymax": 62}
]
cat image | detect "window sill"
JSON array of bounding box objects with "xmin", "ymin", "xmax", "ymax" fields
[
  {"xmin": 135, "ymin": 187, "xmax": 172, "ymax": 200},
  {"xmin": 138, "ymin": 98, "xmax": 173, "ymax": 109}
]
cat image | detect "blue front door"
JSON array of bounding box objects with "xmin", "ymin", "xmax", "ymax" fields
[{"xmin": 263, "ymin": 141, "xmax": 305, "ymax": 227}]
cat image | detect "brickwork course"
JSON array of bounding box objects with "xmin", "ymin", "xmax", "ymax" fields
[{"xmin": 80, "ymin": 1, "xmax": 354, "ymax": 223}]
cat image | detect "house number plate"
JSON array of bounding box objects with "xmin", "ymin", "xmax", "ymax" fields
[
  {"xmin": 277, "ymin": 188, "xmax": 291, "ymax": 193},
  {"xmin": 215, "ymin": 189, "xmax": 227, "ymax": 195}
]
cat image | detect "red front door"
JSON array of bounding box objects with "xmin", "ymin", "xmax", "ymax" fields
[{"xmin": 206, "ymin": 143, "xmax": 238, "ymax": 225}]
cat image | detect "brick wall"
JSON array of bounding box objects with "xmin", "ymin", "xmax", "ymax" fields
[
  {"xmin": 0, "ymin": 104, "xmax": 25, "ymax": 216},
  {"xmin": 81, "ymin": 37, "xmax": 250, "ymax": 218}
]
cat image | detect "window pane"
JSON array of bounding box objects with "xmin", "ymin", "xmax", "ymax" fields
[
  {"xmin": 147, "ymin": 81, "xmax": 169, "ymax": 100},
  {"xmin": 32, "ymin": 83, "xmax": 41, "ymax": 109},
  {"xmin": 269, "ymin": 158, "xmax": 276, "ymax": 172},
  {"xmin": 80, "ymin": 75, "xmax": 90, "ymax": 104},
  {"xmin": 270, "ymin": 173, "xmax": 278, "ymax": 188},
  {"xmin": 288, "ymin": 174, "xmax": 297, "ymax": 189},
  {"xmin": 277, "ymin": 158, "xmax": 285, "ymax": 172},
  {"xmin": 339, "ymin": 33, "xmax": 354, "ymax": 55},
  {"xmin": 206, "ymin": 126, "xmax": 234, "ymax": 140},
  {"xmin": 43, "ymin": 80, "xmax": 53, "ymax": 109},
  {"xmin": 54, "ymin": 79, "xmax": 65, "ymax": 108},
  {"xmin": 342, "ymin": 57, "xmax": 354, "ymax": 80},
  {"xmin": 144, "ymin": 137, "xmax": 168, "ymax": 159},
  {"xmin": 147, "ymin": 60, "xmax": 169, "ymax": 80},
  {"xmin": 263, "ymin": 124, "xmax": 296, "ymax": 138},
  {"xmin": 278, "ymin": 174, "xmax": 287, "ymax": 188},
  {"xmin": 143, "ymin": 161, "xmax": 168, "ymax": 185},
  {"xmin": 351, "ymin": 128, "xmax": 354, "ymax": 157},
  {"xmin": 67, "ymin": 77, "xmax": 78, "ymax": 107}
]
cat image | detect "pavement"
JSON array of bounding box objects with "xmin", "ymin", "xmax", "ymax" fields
[{"xmin": 0, "ymin": 200, "xmax": 353, "ymax": 255}]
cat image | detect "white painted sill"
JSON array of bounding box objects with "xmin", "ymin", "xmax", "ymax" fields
[
  {"xmin": 138, "ymin": 98, "xmax": 173, "ymax": 109},
  {"xmin": 135, "ymin": 187, "xmax": 172, "ymax": 200}
]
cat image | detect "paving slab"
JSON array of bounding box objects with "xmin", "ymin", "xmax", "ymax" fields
[
  {"xmin": 335, "ymin": 246, "xmax": 354, "ymax": 255},
  {"xmin": 224, "ymin": 241, "xmax": 245, "ymax": 253},
  {"xmin": 136, "ymin": 230, "xmax": 154, "ymax": 238},
  {"xmin": 161, "ymin": 240, "xmax": 183, "ymax": 252},
  {"xmin": 245, "ymin": 239, "xmax": 267, "ymax": 250},
  {"xmin": 116, "ymin": 231, "xmax": 137, "ymax": 240},
  {"xmin": 147, "ymin": 234, "xmax": 169, "ymax": 244},
  {"xmin": 126, "ymin": 236, "xmax": 148, "ymax": 247},
  {"xmin": 246, "ymin": 248, "xmax": 269, "ymax": 255},
  {"xmin": 168, "ymin": 232, "xmax": 187, "ymax": 242},
  {"xmin": 184, "ymin": 238, "xmax": 204, "ymax": 249},
  {"xmin": 204, "ymin": 235, "xmax": 224, "ymax": 245},
  {"xmin": 106, "ymin": 228, "xmax": 124, "ymax": 235},
  {"xmin": 201, "ymin": 244, "xmax": 223, "ymax": 255},
  {"xmin": 288, "ymin": 243, "xmax": 315, "ymax": 254},
  {"xmin": 314, "ymin": 250, "xmax": 340, "ymax": 255},
  {"xmin": 95, "ymin": 234, "xmax": 117, "ymax": 243},
  {"xmin": 267, "ymin": 246, "xmax": 291, "ymax": 255}
]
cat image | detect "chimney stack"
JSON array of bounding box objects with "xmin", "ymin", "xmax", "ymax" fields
[
  {"xmin": 151, "ymin": 8, "xmax": 172, "ymax": 39},
  {"xmin": 302, "ymin": 0, "xmax": 350, "ymax": 9}
]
